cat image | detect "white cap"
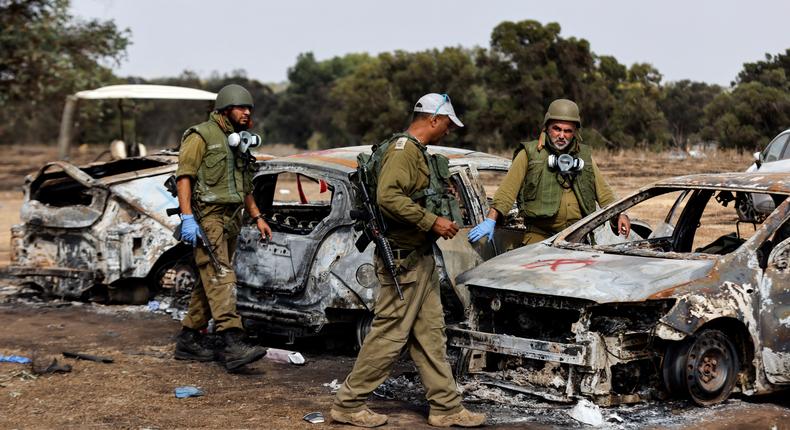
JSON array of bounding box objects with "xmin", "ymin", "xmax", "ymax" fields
[{"xmin": 413, "ymin": 93, "xmax": 464, "ymax": 127}]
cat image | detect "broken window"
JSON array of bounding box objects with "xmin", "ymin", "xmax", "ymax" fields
[
  {"xmin": 566, "ymin": 188, "xmax": 782, "ymax": 257},
  {"xmin": 252, "ymin": 172, "xmax": 334, "ymax": 235}
]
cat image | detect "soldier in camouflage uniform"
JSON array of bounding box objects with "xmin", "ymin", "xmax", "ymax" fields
[
  {"xmin": 468, "ymin": 98, "xmax": 630, "ymax": 246},
  {"xmin": 331, "ymin": 94, "xmax": 486, "ymax": 428},
  {"xmin": 173, "ymin": 84, "xmax": 271, "ymax": 371}
]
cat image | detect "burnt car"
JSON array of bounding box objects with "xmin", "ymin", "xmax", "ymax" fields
[
  {"xmin": 233, "ymin": 146, "xmax": 521, "ymax": 345},
  {"xmin": 448, "ymin": 172, "xmax": 790, "ymax": 406},
  {"xmin": 9, "ymin": 144, "xmax": 525, "ymax": 346},
  {"xmin": 8, "ymin": 154, "xmax": 194, "ymax": 303}
]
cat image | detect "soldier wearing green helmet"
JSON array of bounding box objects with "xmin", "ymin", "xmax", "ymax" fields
[
  {"xmin": 172, "ymin": 84, "xmax": 272, "ymax": 371},
  {"xmin": 468, "ymin": 98, "xmax": 630, "ymax": 246}
]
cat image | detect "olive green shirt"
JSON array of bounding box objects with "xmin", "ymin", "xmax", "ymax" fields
[
  {"xmin": 176, "ymin": 112, "xmax": 254, "ymax": 196},
  {"xmin": 492, "ymin": 149, "xmax": 616, "ymax": 233},
  {"xmin": 376, "ymin": 137, "xmax": 438, "ymax": 250}
]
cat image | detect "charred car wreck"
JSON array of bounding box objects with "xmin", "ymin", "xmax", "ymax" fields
[
  {"xmin": 8, "ymin": 154, "xmax": 192, "ymax": 303},
  {"xmin": 9, "ymin": 145, "xmax": 528, "ymax": 346},
  {"xmin": 233, "ymin": 146, "xmax": 521, "ymax": 344},
  {"xmin": 449, "ymin": 173, "xmax": 790, "ymax": 406}
]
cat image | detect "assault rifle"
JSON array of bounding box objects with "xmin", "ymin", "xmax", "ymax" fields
[
  {"xmin": 164, "ymin": 175, "xmax": 223, "ymax": 272},
  {"xmin": 350, "ymin": 168, "xmax": 404, "ymax": 301}
]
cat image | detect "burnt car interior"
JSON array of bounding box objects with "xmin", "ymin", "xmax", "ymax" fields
[
  {"xmin": 252, "ymin": 171, "xmax": 335, "ymax": 235},
  {"xmin": 564, "ymin": 188, "xmax": 789, "ymax": 258},
  {"xmin": 30, "ymin": 158, "xmax": 169, "ymax": 207}
]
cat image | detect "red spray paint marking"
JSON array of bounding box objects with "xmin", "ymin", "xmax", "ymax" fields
[{"xmin": 522, "ymin": 258, "xmax": 597, "ymax": 272}]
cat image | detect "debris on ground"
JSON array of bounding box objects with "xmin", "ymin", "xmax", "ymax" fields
[
  {"xmin": 266, "ymin": 348, "xmax": 306, "ymax": 365},
  {"xmin": 303, "ymin": 411, "xmax": 325, "ymax": 424},
  {"xmin": 31, "ymin": 357, "xmax": 72, "ymax": 375},
  {"xmin": 174, "ymin": 386, "xmax": 204, "ymax": 398},
  {"xmin": 0, "ymin": 355, "xmax": 31, "ymax": 364},
  {"xmin": 323, "ymin": 379, "xmax": 342, "ymax": 392},
  {"xmin": 567, "ymin": 399, "xmax": 604, "ymax": 426},
  {"xmin": 62, "ymin": 351, "xmax": 113, "ymax": 363}
]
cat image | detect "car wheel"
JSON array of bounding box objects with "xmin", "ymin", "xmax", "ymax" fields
[
  {"xmin": 157, "ymin": 261, "xmax": 198, "ymax": 309},
  {"xmin": 355, "ymin": 312, "xmax": 374, "ymax": 349},
  {"xmin": 662, "ymin": 329, "xmax": 739, "ymax": 406}
]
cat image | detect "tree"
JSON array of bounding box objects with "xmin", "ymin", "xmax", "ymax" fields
[
  {"xmin": 703, "ymin": 81, "xmax": 790, "ymax": 151},
  {"xmin": 735, "ymin": 49, "xmax": 790, "ymax": 90},
  {"xmin": 659, "ymin": 80, "xmax": 722, "ymax": 149},
  {"xmin": 0, "ymin": 0, "xmax": 130, "ymax": 143}
]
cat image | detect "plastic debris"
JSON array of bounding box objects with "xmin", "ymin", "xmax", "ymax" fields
[
  {"xmin": 567, "ymin": 399, "xmax": 604, "ymax": 427},
  {"xmin": 303, "ymin": 412, "xmax": 325, "ymax": 424},
  {"xmin": 0, "ymin": 355, "xmax": 31, "ymax": 364},
  {"xmin": 174, "ymin": 386, "xmax": 204, "ymax": 398},
  {"xmin": 265, "ymin": 348, "xmax": 306, "ymax": 365},
  {"xmin": 147, "ymin": 300, "xmax": 160, "ymax": 311},
  {"xmin": 323, "ymin": 379, "xmax": 342, "ymax": 392}
]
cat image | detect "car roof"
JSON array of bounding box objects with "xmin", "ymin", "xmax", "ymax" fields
[
  {"xmin": 650, "ymin": 172, "xmax": 790, "ymax": 194},
  {"xmin": 263, "ymin": 145, "xmax": 510, "ymax": 173}
]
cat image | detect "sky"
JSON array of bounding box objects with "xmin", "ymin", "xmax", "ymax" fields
[{"xmin": 71, "ymin": 0, "xmax": 790, "ymax": 87}]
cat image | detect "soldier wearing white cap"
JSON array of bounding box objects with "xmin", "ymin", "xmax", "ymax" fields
[{"xmin": 331, "ymin": 93, "xmax": 485, "ymax": 428}]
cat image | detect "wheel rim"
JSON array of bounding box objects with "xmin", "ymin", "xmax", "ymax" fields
[{"xmin": 684, "ymin": 330, "xmax": 738, "ymax": 405}]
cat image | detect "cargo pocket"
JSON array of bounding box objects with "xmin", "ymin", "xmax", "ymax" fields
[
  {"xmin": 374, "ymin": 254, "xmax": 421, "ymax": 319},
  {"xmin": 202, "ymin": 151, "xmax": 228, "ymax": 186}
]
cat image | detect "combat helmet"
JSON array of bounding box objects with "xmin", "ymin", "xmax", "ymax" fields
[
  {"xmin": 215, "ymin": 84, "xmax": 254, "ymax": 111},
  {"xmin": 543, "ymin": 99, "xmax": 581, "ymax": 128}
]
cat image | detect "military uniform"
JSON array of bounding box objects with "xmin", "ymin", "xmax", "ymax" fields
[
  {"xmin": 176, "ymin": 112, "xmax": 256, "ymax": 332},
  {"xmin": 333, "ymin": 134, "xmax": 463, "ymax": 417},
  {"xmin": 491, "ymin": 136, "xmax": 616, "ymax": 245}
]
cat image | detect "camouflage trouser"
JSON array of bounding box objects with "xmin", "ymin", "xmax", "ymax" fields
[
  {"xmin": 333, "ymin": 253, "xmax": 462, "ymax": 416},
  {"xmin": 181, "ymin": 204, "xmax": 243, "ymax": 332}
]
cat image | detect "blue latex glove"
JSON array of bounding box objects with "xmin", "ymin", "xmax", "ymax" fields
[
  {"xmin": 180, "ymin": 214, "xmax": 200, "ymax": 246},
  {"xmin": 468, "ymin": 218, "xmax": 496, "ymax": 243},
  {"xmin": 174, "ymin": 386, "xmax": 204, "ymax": 398}
]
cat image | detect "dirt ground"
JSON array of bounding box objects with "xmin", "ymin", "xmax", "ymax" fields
[{"xmin": 1, "ymin": 145, "xmax": 789, "ymax": 429}]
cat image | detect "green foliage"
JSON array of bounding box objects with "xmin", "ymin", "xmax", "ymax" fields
[
  {"xmin": 703, "ymin": 81, "xmax": 790, "ymax": 151},
  {"xmin": 0, "ymin": 0, "xmax": 129, "ymax": 143},
  {"xmin": 736, "ymin": 49, "xmax": 790, "ymax": 90},
  {"xmin": 4, "ymin": 6, "xmax": 787, "ymax": 155},
  {"xmin": 659, "ymin": 80, "xmax": 722, "ymax": 148}
]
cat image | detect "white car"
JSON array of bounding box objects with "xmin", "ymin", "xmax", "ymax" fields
[{"xmin": 742, "ymin": 129, "xmax": 790, "ymax": 220}]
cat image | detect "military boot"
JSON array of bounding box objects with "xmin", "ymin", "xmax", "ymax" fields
[
  {"xmin": 220, "ymin": 329, "xmax": 267, "ymax": 371},
  {"xmin": 427, "ymin": 407, "xmax": 486, "ymax": 427},
  {"xmin": 174, "ymin": 328, "xmax": 214, "ymax": 362},
  {"xmin": 330, "ymin": 407, "xmax": 388, "ymax": 428}
]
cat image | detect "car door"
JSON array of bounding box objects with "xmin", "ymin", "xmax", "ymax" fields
[
  {"xmin": 434, "ymin": 165, "xmax": 522, "ymax": 310},
  {"xmin": 759, "ymin": 213, "xmax": 790, "ymax": 384},
  {"xmin": 235, "ymin": 168, "xmax": 346, "ymax": 295}
]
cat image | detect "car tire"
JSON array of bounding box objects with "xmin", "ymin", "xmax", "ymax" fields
[
  {"xmin": 355, "ymin": 312, "xmax": 374, "ymax": 350},
  {"xmin": 662, "ymin": 329, "xmax": 739, "ymax": 406}
]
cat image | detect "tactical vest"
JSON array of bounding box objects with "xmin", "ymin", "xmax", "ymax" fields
[
  {"xmin": 183, "ymin": 116, "xmax": 253, "ymax": 205},
  {"xmin": 516, "ymin": 138, "xmax": 597, "ymax": 219},
  {"xmin": 356, "ymin": 133, "xmax": 462, "ymax": 225}
]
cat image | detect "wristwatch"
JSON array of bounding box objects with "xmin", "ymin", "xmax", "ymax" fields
[{"xmin": 253, "ymin": 214, "xmax": 265, "ymax": 222}]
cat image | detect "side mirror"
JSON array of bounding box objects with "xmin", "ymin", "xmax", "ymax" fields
[{"xmin": 754, "ymin": 151, "xmax": 762, "ymax": 168}]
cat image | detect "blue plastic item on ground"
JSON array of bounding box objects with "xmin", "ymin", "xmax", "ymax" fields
[
  {"xmin": 0, "ymin": 355, "xmax": 31, "ymax": 364},
  {"xmin": 174, "ymin": 386, "xmax": 204, "ymax": 398}
]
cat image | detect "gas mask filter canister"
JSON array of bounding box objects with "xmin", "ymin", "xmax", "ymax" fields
[
  {"xmin": 227, "ymin": 131, "xmax": 262, "ymax": 152},
  {"xmin": 547, "ymin": 153, "xmax": 584, "ymax": 174}
]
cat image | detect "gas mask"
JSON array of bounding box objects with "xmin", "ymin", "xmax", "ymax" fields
[
  {"xmin": 228, "ymin": 131, "xmax": 262, "ymax": 153},
  {"xmin": 547, "ymin": 153, "xmax": 584, "ymax": 174}
]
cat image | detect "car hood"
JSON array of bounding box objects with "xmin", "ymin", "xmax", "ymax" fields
[{"xmin": 457, "ymin": 243, "xmax": 715, "ymax": 303}]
